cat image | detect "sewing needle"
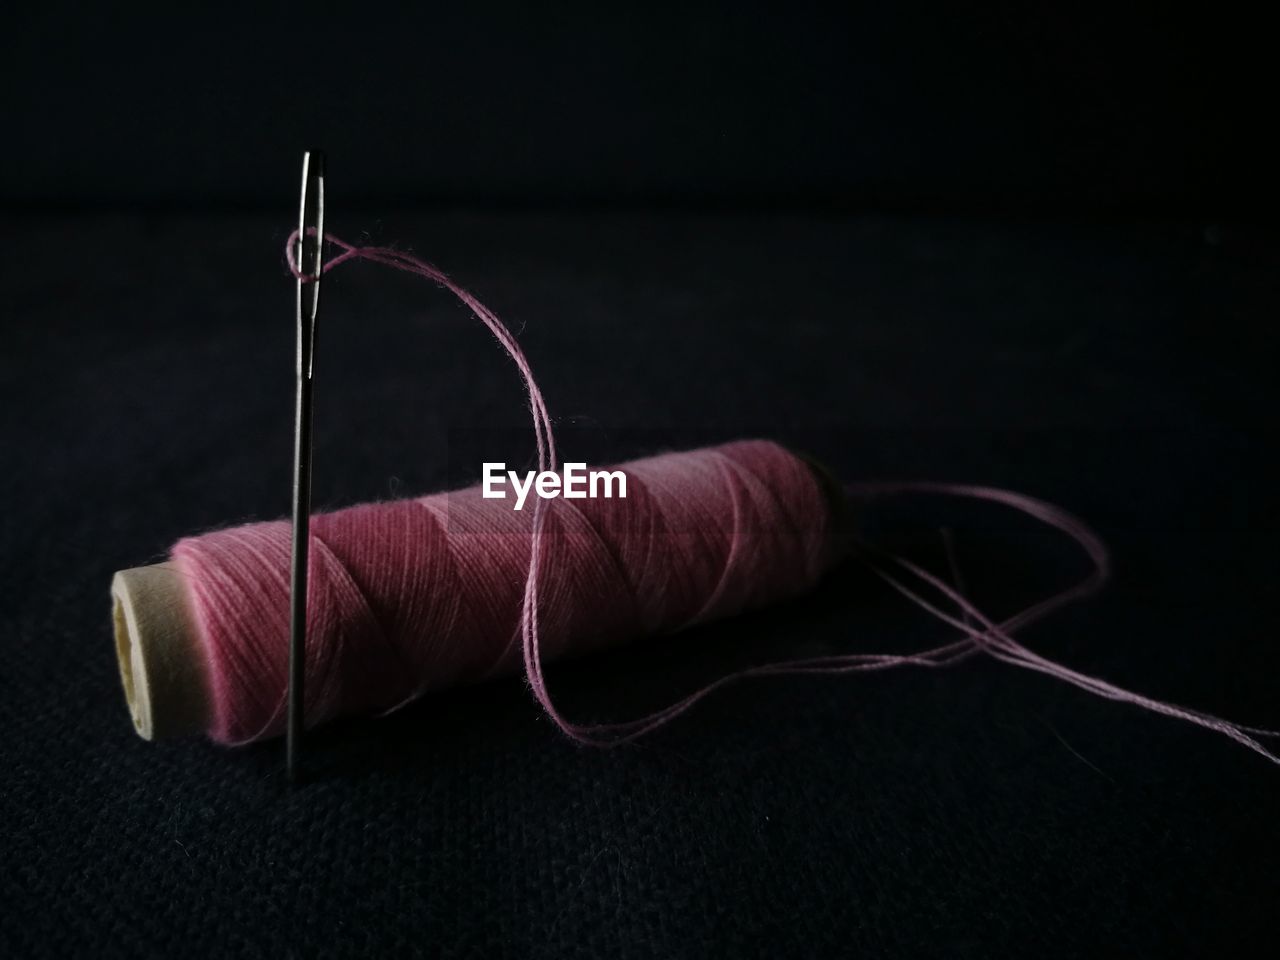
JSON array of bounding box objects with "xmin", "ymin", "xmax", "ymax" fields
[{"xmin": 289, "ymin": 150, "xmax": 325, "ymax": 782}]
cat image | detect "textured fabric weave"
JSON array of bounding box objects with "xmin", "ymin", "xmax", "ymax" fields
[{"xmin": 1, "ymin": 213, "xmax": 1276, "ymax": 958}]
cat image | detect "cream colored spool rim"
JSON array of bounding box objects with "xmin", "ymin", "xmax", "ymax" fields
[{"xmin": 111, "ymin": 563, "xmax": 211, "ymax": 740}]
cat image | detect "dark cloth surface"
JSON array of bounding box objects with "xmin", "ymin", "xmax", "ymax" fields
[
  {"xmin": 1, "ymin": 212, "xmax": 1277, "ymax": 957},
  {"xmin": 1, "ymin": 5, "xmax": 1250, "ymax": 215}
]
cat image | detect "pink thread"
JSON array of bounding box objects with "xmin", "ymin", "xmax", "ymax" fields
[
  {"xmin": 169, "ymin": 230, "xmax": 1280, "ymax": 762},
  {"xmin": 174, "ymin": 440, "xmax": 834, "ymax": 743}
]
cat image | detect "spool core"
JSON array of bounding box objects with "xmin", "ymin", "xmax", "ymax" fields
[{"xmin": 111, "ymin": 563, "xmax": 211, "ymax": 740}]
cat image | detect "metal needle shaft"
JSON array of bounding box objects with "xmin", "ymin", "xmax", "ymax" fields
[{"xmin": 289, "ymin": 150, "xmax": 325, "ymax": 782}]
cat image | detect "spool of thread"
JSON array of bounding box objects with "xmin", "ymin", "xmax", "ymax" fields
[
  {"xmin": 108, "ymin": 230, "xmax": 1278, "ymax": 764},
  {"xmin": 111, "ymin": 440, "xmax": 847, "ymax": 743}
]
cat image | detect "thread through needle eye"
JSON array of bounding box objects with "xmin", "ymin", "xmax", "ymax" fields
[{"xmin": 289, "ymin": 150, "xmax": 325, "ymax": 783}]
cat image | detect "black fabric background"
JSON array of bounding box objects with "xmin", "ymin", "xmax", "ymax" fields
[
  {"xmin": 1, "ymin": 3, "xmax": 1272, "ymax": 217},
  {"xmin": 2, "ymin": 4, "xmax": 1279, "ymax": 958}
]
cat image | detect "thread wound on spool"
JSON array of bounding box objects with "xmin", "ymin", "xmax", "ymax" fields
[{"xmin": 168, "ymin": 440, "xmax": 834, "ymax": 745}]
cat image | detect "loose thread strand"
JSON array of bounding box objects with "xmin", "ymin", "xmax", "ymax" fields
[{"xmin": 283, "ymin": 230, "xmax": 1279, "ymax": 764}]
